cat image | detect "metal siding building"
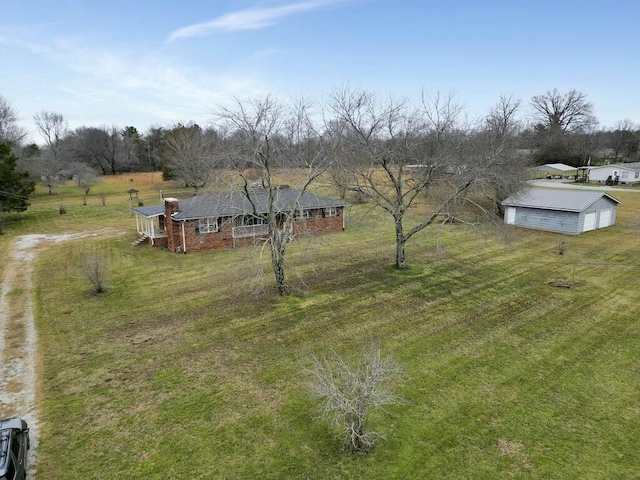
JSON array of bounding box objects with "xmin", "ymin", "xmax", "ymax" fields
[
  {"xmin": 502, "ymin": 188, "xmax": 621, "ymax": 235},
  {"xmin": 586, "ymin": 163, "xmax": 640, "ymax": 185}
]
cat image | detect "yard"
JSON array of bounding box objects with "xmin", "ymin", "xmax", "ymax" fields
[{"xmin": 3, "ymin": 174, "xmax": 640, "ymax": 478}]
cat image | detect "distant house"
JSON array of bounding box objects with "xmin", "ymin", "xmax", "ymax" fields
[
  {"xmin": 131, "ymin": 188, "xmax": 348, "ymax": 253},
  {"xmin": 583, "ymin": 163, "xmax": 640, "ymax": 185},
  {"xmin": 502, "ymin": 188, "xmax": 621, "ymax": 235},
  {"xmin": 530, "ymin": 163, "xmax": 578, "ymax": 180}
]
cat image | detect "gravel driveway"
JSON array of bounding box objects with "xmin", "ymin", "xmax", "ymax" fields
[{"xmin": 0, "ymin": 230, "xmax": 125, "ymax": 478}]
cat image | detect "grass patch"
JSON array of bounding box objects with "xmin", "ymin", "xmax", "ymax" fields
[{"xmin": 7, "ymin": 175, "xmax": 639, "ymax": 478}]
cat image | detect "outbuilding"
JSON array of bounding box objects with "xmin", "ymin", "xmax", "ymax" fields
[
  {"xmin": 530, "ymin": 163, "xmax": 578, "ymax": 180},
  {"xmin": 502, "ymin": 188, "xmax": 621, "ymax": 235}
]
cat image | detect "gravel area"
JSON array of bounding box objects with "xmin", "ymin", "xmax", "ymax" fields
[{"xmin": 0, "ymin": 230, "xmax": 126, "ymax": 478}]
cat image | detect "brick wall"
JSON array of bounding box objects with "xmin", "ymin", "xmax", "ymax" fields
[
  {"xmin": 164, "ymin": 198, "xmax": 181, "ymax": 252},
  {"xmin": 164, "ymin": 205, "xmax": 345, "ymax": 254}
]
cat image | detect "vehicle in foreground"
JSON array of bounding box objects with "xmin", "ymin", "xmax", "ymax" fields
[{"xmin": 0, "ymin": 418, "xmax": 29, "ymax": 480}]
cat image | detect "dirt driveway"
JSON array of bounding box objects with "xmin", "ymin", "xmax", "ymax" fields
[{"xmin": 0, "ymin": 229, "xmax": 125, "ymax": 478}]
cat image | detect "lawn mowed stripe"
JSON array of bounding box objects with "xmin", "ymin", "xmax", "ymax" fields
[{"xmin": 26, "ymin": 185, "xmax": 640, "ymax": 478}]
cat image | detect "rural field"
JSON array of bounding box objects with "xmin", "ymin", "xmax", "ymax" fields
[{"xmin": 2, "ymin": 174, "xmax": 640, "ymax": 479}]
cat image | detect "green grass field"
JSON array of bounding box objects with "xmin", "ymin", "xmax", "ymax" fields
[{"xmin": 4, "ymin": 176, "xmax": 640, "ymax": 478}]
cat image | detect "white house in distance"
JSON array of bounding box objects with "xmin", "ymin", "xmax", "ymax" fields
[
  {"xmin": 502, "ymin": 188, "xmax": 622, "ymax": 235},
  {"xmin": 583, "ymin": 162, "xmax": 640, "ymax": 185}
]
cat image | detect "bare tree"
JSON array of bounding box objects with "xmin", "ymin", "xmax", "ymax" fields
[
  {"xmin": 81, "ymin": 253, "xmax": 109, "ymax": 294},
  {"xmin": 34, "ymin": 111, "xmax": 67, "ymax": 160},
  {"xmin": 474, "ymin": 94, "xmax": 531, "ymax": 215},
  {"xmin": 610, "ymin": 119, "xmax": 638, "ymax": 161},
  {"xmin": 215, "ymin": 95, "xmax": 330, "ymax": 295},
  {"xmin": 66, "ymin": 126, "xmax": 123, "ymax": 175},
  {"xmin": 305, "ymin": 339, "xmax": 404, "ymax": 452},
  {"xmin": 164, "ymin": 123, "xmax": 219, "ymax": 193},
  {"xmin": 328, "ymin": 86, "xmax": 478, "ymax": 269},
  {"xmin": 530, "ymin": 88, "xmax": 597, "ymax": 136},
  {"xmin": 0, "ymin": 95, "xmax": 27, "ymax": 147},
  {"xmin": 33, "ymin": 111, "xmax": 69, "ymax": 193},
  {"xmin": 65, "ymin": 162, "xmax": 99, "ymax": 205}
]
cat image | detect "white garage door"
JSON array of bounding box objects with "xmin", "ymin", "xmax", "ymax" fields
[
  {"xmin": 598, "ymin": 209, "xmax": 612, "ymax": 228},
  {"xmin": 583, "ymin": 212, "xmax": 596, "ymax": 232},
  {"xmin": 505, "ymin": 207, "xmax": 516, "ymax": 225}
]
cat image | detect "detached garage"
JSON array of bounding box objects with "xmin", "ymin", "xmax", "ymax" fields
[{"xmin": 502, "ymin": 188, "xmax": 621, "ymax": 235}]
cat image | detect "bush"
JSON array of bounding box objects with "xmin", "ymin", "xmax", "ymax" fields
[
  {"xmin": 81, "ymin": 253, "xmax": 109, "ymax": 294},
  {"xmin": 305, "ymin": 339, "xmax": 404, "ymax": 452}
]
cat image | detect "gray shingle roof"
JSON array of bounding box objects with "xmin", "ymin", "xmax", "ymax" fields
[
  {"xmin": 132, "ymin": 188, "xmax": 348, "ymax": 220},
  {"xmin": 502, "ymin": 188, "xmax": 621, "ymax": 212},
  {"xmin": 131, "ymin": 205, "xmax": 164, "ymax": 217}
]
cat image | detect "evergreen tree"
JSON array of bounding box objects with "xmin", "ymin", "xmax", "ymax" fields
[{"xmin": 0, "ymin": 142, "xmax": 35, "ymax": 213}]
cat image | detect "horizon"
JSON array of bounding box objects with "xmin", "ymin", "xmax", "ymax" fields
[{"xmin": 2, "ymin": 0, "xmax": 638, "ymax": 144}]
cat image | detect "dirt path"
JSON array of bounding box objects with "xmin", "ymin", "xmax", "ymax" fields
[{"xmin": 0, "ymin": 229, "xmax": 126, "ymax": 478}]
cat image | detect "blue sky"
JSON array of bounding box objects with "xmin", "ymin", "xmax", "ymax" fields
[{"xmin": 1, "ymin": 0, "xmax": 638, "ymax": 142}]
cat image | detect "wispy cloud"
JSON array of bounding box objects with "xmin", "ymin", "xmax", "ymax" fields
[
  {"xmin": 3, "ymin": 32, "xmax": 267, "ymax": 130},
  {"xmin": 167, "ymin": 0, "xmax": 339, "ymax": 42}
]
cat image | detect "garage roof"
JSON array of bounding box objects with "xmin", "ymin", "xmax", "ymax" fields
[{"xmin": 502, "ymin": 188, "xmax": 621, "ymax": 212}]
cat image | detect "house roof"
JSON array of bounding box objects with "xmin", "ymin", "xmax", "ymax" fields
[
  {"xmin": 132, "ymin": 188, "xmax": 348, "ymax": 220},
  {"xmin": 532, "ymin": 163, "xmax": 577, "ymax": 172},
  {"xmin": 502, "ymin": 188, "xmax": 621, "ymax": 212},
  {"xmin": 133, "ymin": 205, "xmax": 164, "ymax": 217},
  {"xmin": 586, "ymin": 162, "xmax": 640, "ymax": 171}
]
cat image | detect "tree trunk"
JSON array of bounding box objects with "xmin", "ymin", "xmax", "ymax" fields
[
  {"xmin": 269, "ymin": 228, "xmax": 288, "ymax": 295},
  {"xmin": 270, "ymin": 245, "xmax": 287, "ymax": 295},
  {"xmin": 394, "ymin": 217, "xmax": 407, "ymax": 269}
]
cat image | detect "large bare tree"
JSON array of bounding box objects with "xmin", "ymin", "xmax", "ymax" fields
[
  {"xmin": 66, "ymin": 126, "xmax": 123, "ymax": 175},
  {"xmin": 530, "ymin": 88, "xmax": 597, "ymax": 136},
  {"xmin": 33, "ymin": 111, "xmax": 68, "ymax": 193},
  {"xmin": 215, "ymin": 95, "xmax": 329, "ymax": 295},
  {"xmin": 328, "ymin": 86, "xmax": 480, "ymax": 269}
]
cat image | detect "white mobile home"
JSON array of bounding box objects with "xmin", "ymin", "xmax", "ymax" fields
[{"xmin": 586, "ymin": 163, "xmax": 640, "ymax": 185}]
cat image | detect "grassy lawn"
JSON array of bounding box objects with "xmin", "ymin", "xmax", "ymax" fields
[{"xmin": 6, "ymin": 175, "xmax": 640, "ymax": 478}]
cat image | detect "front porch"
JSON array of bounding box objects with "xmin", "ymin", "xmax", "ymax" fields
[{"xmin": 133, "ymin": 210, "xmax": 168, "ymax": 246}]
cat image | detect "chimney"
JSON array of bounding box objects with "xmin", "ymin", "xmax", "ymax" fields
[{"xmin": 164, "ymin": 197, "xmax": 179, "ymax": 216}]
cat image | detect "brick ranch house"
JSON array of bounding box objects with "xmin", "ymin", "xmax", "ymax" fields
[{"xmin": 131, "ymin": 188, "xmax": 348, "ymax": 253}]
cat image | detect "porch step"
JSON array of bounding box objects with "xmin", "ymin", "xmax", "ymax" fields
[{"xmin": 132, "ymin": 234, "xmax": 148, "ymax": 246}]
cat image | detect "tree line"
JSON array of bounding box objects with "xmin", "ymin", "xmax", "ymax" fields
[{"xmin": 1, "ymin": 87, "xmax": 639, "ymax": 292}]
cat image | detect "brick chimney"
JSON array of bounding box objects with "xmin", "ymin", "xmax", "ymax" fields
[
  {"xmin": 164, "ymin": 198, "xmax": 180, "ymax": 252},
  {"xmin": 164, "ymin": 197, "xmax": 179, "ymax": 216}
]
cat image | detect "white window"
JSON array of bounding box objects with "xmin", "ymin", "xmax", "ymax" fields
[
  {"xmin": 324, "ymin": 207, "xmax": 339, "ymax": 217},
  {"xmin": 622, "ymin": 171, "xmax": 629, "ymax": 179},
  {"xmin": 198, "ymin": 217, "xmax": 220, "ymax": 233},
  {"xmin": 239, "ymin": 215, "xmax": 264, "ymax": 226},
  {"xmin": 635, "ymin": 172, "xmax": 639, "ymax": 179},
  {"xmin": 295, "ymin": 209, "xmax": 311, "ymax": 220}
]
